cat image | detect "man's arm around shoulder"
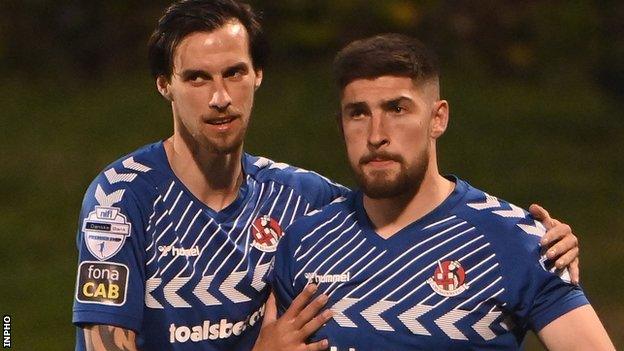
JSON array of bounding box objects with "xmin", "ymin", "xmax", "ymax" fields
[{"xmin": 538, "ymin": 305, "xmax": 615, "ymax": 351}]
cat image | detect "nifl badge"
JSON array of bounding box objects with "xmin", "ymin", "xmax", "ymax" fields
[{"xmin": 82, "ymin": 206, "xmax": 131, "ymax": 261}]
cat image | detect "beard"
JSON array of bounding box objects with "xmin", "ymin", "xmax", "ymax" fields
[{"xmin": 352, "ymin": 147, "xmax": 429, "ymax": 199}]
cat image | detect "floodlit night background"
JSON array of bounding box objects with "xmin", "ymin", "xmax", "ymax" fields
[{"xmin": 0, "ymin": 1, "xmax": 622, "ymax": 349}]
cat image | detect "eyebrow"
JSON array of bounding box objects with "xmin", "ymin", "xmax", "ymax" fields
[
  {"xmin": 179, "ymin": 69, "xmax": 209, "ymax": 80},
  {"xmin": 380, "ymin": 96, "xmax": 413, "ymax": 109},
  {"xmin": 178, "ymin": 62, "xmax": 249, "ymax": 80},
  {"xmin": 223, "ymin": 62, "xmax": 249, "ymax": 75},
  {"xmin": 343, "ymin": 101, "xmax": 368, "ymax": 111}
]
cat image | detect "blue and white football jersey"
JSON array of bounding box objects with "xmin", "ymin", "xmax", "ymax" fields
[
  {"xmin": 271, "ymin": 177, "xmax": 589, "ymax": 350},
  {"xmin": 72, "ymin": 141, "xmax": 348, "ymax": 351}
]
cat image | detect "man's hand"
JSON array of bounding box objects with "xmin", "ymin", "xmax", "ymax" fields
[
  {"xmin": 253, "ymin": 284, "xmax": 333, "ymax": 351},
  {"xmin": 529, "ymin": 204, "xmax": 580, "ymax": 284}
]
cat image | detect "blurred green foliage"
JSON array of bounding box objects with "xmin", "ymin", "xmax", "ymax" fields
[{"xmin": 0, "ymin": 1, "xmax": 622, "ymax": 350}]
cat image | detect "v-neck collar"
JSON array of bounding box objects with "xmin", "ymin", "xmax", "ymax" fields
[
  {"xmin": 156, "ymin": 141, "xmax": 251, "ymax": 223},
  {"xmin": 354, "ymin": 176, "xmax": 468, "ymax": 248}
]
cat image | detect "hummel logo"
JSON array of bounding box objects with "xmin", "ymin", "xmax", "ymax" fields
[{"xmin": 305, "ymin": 272, "xmax": 350, "ymax": 284}]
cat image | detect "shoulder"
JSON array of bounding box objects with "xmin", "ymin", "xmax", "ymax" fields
[
  {"xmin": 451, "ymin": 179, "xmax": 572, "ymax": 280},
  {"xmin": 278, "ymin": 194, "xmax": 354, "ymax": 254},
  {"xmin": 453, "ymin": 180, "xmax": 545, "ymax": 250},
  {"xmin": 244, "ymin": 154, "xmax": 350, "ymax": 207},
  {"xmin": 81, "ymin": 142, "xmax": 169, "ymax": 216}
]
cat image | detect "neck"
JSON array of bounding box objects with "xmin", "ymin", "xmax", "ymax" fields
[
  {"xmin": 362, "ymin": 167, "xmax": 454, "ymax": 239},
  {"xmin": 163, "ymin": 135, "xmax": 244, "ymax": 211}
]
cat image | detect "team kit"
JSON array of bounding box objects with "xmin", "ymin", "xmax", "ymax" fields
[
  {"xmin": 72, "ymin": 147, "xmax": 586, "ymax": 350},
  {"xmin": 72, "ymin": 0, "xmax": 612, "ymax": 350}
]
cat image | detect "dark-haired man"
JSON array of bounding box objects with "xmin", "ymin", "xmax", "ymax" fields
[
  {"xmin": 271, "ymin": 34, "xmax": 614, "ymax": 350},
  {"xmin": 72, "ymin": 1, "xmax": 581, "ymax": 350}
]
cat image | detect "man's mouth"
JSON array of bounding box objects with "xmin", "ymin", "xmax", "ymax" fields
[{"xmin": 205, "ymin": 116, "xmax": 237, "ymax": 125}]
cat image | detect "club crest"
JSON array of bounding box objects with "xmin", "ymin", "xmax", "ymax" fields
[
  {"xmin": 427, "ymin": 260, "xmax": 469, "ymax": 297},
  {"xmin": 250, "ymin": 215, "xmax": 283, "ymax": 252}
]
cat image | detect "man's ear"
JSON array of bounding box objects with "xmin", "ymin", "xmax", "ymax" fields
[
  {"xmin": 254, "ymin": 69, "xmax": 263, "ymax": 90},
  {"xmin": 430, "ymin": 100, "xmax": 449, "ymax": 139},
  {"xmin": 156, "ymin": 76, "xmax": 173, "ymax": 101}
]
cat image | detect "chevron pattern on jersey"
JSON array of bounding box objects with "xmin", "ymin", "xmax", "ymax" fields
[
  {"xmin": 143, "ymin": 177, "xmax": 311, "ymax": 309},
  {"xmin": 466, "ymin": 194, "xmax": 546, "ymax": 237}
]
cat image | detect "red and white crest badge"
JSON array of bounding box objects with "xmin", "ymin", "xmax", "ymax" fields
[
  {"xmin": 427, "ymin": 260, "xmax": 469, "ymax": 297},
  {"xmin": 250, "ymin": 215, "xmax": 283, "ymax": 252}
]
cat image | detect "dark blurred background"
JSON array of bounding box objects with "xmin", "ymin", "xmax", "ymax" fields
[{"xmin": 0, "ymin": 1, "xmax": 622, "ymax": 349}]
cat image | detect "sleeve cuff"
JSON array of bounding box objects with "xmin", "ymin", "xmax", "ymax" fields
[{"xmin": 73, "ymin": 309, "xmax": 142, "ymax": 333}]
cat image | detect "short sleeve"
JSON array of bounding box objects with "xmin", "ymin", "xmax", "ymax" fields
[
  {"xmin": 511, "ymin": 234, "xmax": 590, "ymax": 332},
  {"xmin": 72, "ymin": 178, "xmax": 147, "ymax": 333},
  {"xmin": 528, "ymin": 262, "xmax": 589, "ymax": 331}
]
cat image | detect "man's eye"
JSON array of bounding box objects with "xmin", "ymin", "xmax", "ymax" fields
[
  {"xmin": 226, "ymin": 70, "xmax": 244, "ymax": 80},
  {"xmin": 350, "ymin": 110, "xmax": 366, "ymax": 118},
  {"xmin": 189, "ymin": 75, "xmax": 207, "ymax": 83},
  {"xmin": 393, "ymin": 105, "xmax": 405, "ymax": 113}
]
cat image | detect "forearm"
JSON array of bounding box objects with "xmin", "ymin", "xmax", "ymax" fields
[{"xmin": 83, "ymin": 325, "xmax": 138, "ymax": 351}]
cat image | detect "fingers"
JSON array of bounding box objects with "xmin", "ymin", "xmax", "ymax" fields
[
  {"xmin": 283, "ymin": 284, "xmax": 318, "ymax": 320},
  {"xmin": 263, "ymin": 292, "xmax": 278, "ymax": 325},
  {"xmin": 293, "ymin": 293, "xmax": 330, "ymax": 330},
  {"xmin": 552, "ymin": 246, "xmax": 579, "ymax": 268},
  {"xmin": 529, "ymin": 204, "xmax": 554, "ymax": 228},
  {"xmin": 305, "ymin": 339, "xmax": 330, "ymax": 351},
  {"xmin": 300, "ymin": 309, "xmax": 333, "ymax": 338},
  {"xmin": 544, "ymin": 228, "xmax": 577, "ymax": 260},
  {"xmin": 540, "ymin": 220, "xmax": 568, "ymax": 247},
  {"xmin": 569, "ymin": 257, "xmax": 580, "ymax": 285}
]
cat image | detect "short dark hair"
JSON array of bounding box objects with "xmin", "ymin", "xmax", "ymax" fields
[
  {"xmin": 148, "ymin": 0, "xmax": 268, "ymax": 80},
  {"xmin": 333, "ymin": 33, "xmax": 439, "ymax": 90}
]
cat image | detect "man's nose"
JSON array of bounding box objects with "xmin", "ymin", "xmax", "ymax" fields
[
  {"xmin": 367, "ymin": 113, "xmax": 389, "ymax": 148},
  {"xmin": 209, "ymin": 79, "xmax": 232, "ymax": 112}
]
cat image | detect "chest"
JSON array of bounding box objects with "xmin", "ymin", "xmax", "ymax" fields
[
  {"xmin": 293, "ymin": 221, "xmax": 518, "ymax": 348},
  {"xmin": 144, "ymin": 180, "xmax": 308, "ymax": 310}
]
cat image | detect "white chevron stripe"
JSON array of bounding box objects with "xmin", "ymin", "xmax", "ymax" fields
[
  {"xmin": 175, "ymin": 200, "xmax": 193, "ymax": 231},
  {"xmin": 327, "ymin": 249, "xmax": 387, "ymax": 298},
  {"xmin": 104, "ymin": 168, "xmax": 137, "ymax": 184},
  {"xmin": 492, "ymin": 204, "xmax": 525, "ymax": 218},
  {"xmin": 122, "ymin": 157, "xmax": 152, "ymax": 172},
  {"xmin": 294, "ymin": 221, "xmax": 358, "ymax": 282},
  {"xmin": 269, "ymin": 162, "xmax": 289, "ymax": 170},
  {"xmin": 358, "ymin": 227, "xmax": 475, "ymax": 302},
  {"xmin": 251, "ymin": 262, "xmax": 271, "ymax": 291},
  {"xmin": 398, "ymin": 304, "xmax": 433, "ymax": 335},
  {"xmin": 163, "ymin": 181, "xmax": 175, "ymax": 202},
  {"xmin": 144, "ymin": 277, "xmax": 163, "ymax": 309},
  {"xmin": 193, "ymin": 275, "xmax": 221, "ymax": 306},
  {"xmin": 253, "ymin": 157, "xmax": 271, "ymax": 168},
  {"xmin": 163, "ymin": 277, "xmax": 192, "ymax": 308},
  {"xmin": 467, "ymin": 194, "xmax": 500, "ymax": 210},
  {"xmin": 296, "ymin": 212, "xmax": 354, "ymax": 261},
  {"xmin": 423, "ymin": 215, "xmax": 457, "ymax": 230},
  {"xmin": 207, "ymin": 182, "xmax": 266, "ymax": 277},
  {"xmin": 517, "ymin": 220, "xmax": 546, "ymax": 237},
  {"xmin": 472, "ymin": 310, "xmax": 502, "ymax": 340},
  {"xmin": 220, "ymin": 270, "xmax": 251, "ymax": 303},
  {"xmin": 361, "ymin": 300, "xmax": 397, "ymax": 331},
  {"xmin": 94, "ymin": 184, "xmax": 125, "ymax": 206},
  {"xmin": 299, "ymin": 229, "xmax": 362, "ymax": 284},
  {"xmin": 331, "ymin": 297, "xmax": 359, "ymax": 328},
  {"xmin": 435, "ymin": 309, "xmax": 470, "ymax": 340},
  {"xmin": 288, "ymin": 195, "xmax": 302, "ymax": 225}
]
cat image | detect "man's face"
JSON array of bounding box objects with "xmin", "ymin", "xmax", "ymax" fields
[
  {"xmin": 340, "ymin": 76, "xmax": 444, "ymax": 198},
  {"xmin": 158, "ymin": 21, "xmax": 262, "ymax": 154}
]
